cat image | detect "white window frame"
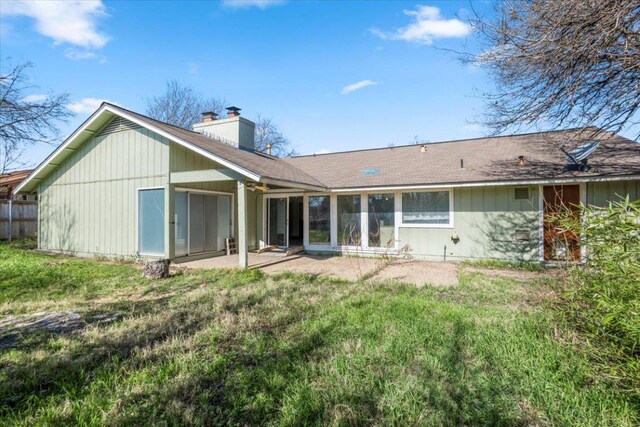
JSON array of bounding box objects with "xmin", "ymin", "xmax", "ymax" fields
[
  {"xmin": 399, "ymin": 188, "xmax": 454, "ymax": 229},
  {"xmin": 304, "ymin": 193, "xmax": 333, "ymax": 249},
  {"xmin": 263, "ymin": 193, "xmax": 304, "ymax": 248},
  {"xmin": 136, "ymin": 186, "xmax": 166, "ymax": 257},
  {"xmin": 174, "ymin": 187, "xmax": 235, "ymax": 257},
  {"xmin": 334, "ymin": 192, "xmax": 366, "ymax": 250}
]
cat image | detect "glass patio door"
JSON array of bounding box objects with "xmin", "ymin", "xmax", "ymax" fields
[{"xmin": 268, "ymin": 197, "xmax": 288, "ymax": 247}]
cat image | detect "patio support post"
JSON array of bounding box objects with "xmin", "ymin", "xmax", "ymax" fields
[
  {"xmin": 164, "ymin": 183, "xmax": 175, "ymax": 260},
  {"xmin": 237, "ymin": 180, "xmax": 248, "ymax": 268}
]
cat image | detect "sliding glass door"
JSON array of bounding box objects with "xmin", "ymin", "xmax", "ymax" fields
[
  {"xmin": 174, "ymin": 191, "xmax": 232, "ymax": 257},
  {"xmin": 268, "ymin": 198, "xmax": 287, "ymax": 247}
]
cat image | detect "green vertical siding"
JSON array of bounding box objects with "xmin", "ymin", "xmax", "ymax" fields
[
  {"xmin": 398, "ymin": 185, "xmax": 540, "ymax": 262},
  {"xmin": 38, "ymin": 124, "xmax": 170, "ymax": 257},
  {"xmin": 586, "ymin": 181, "xmax": 640, "ymax": 206}
]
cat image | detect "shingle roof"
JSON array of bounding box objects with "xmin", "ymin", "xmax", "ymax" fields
[
  {"xmin": 283, "ymin": 127, "xmax": 640, "ymax": 189},
  {"xmin": 106, "ymin": 104, "xmax": 325, "ymax": 188}
]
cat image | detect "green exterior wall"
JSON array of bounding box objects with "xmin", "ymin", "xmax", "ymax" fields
[
  {"xmin": 399, "ymin": 185, "xmax": 540, "ymax": 261},
  {"xmin": 34, "ymin": 116, "xmax": 639, "ymax": 263},
  {"xmin": 586, "ymin": 181, "xmax": 640, "ymax": 206},
  {"xmin": 38, "ymin": 124, "xmax": 170, "ymax": 257},
  {"xmin": 37, "ymin": 121, "xmax": 258, "ymax": 258}
]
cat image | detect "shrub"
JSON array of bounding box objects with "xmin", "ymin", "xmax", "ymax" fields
[{"xmin": 556, "ymin": 196, "xmax": 640, "ymax": 392}]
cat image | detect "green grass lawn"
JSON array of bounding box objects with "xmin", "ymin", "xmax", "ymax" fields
[{"xmin": 0, "ymin": 241, "xmax": 637, "ymax": 426}]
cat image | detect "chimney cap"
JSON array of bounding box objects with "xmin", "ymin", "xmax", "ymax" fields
[
  {"xmin": 201, "ymin": 111, "xmax": 218, "ymax": 122},
  {"xmin": 226, "ymin": 106, "xmax": 241, "ymax": 114}
]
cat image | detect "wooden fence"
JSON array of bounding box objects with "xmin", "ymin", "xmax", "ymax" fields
[{"xmin": 0, "ymin": 200, "xmax": 37, "ymax": 241}]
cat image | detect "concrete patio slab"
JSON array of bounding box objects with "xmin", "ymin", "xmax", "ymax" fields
[{"xmin": 177, "ymin": 253, "xmax": 460, "ymax": 286}]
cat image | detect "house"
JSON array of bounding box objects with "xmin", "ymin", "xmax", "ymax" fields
[
  {"xmin": 15, "ymin": 102, "xmax": 640, "ymax": 267},
  {"xmin": 1, "ymin": 169, "xmax": 35, "ymax": 200}
]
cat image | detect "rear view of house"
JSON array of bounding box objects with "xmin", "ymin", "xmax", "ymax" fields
[{"xmin": 15, "ymin": 103, "xmax": 640, "ymax": 266}]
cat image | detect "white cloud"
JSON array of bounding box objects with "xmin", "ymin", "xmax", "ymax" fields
[
  {"xmin": 1, "ymin": 0, "xmax": 109, "ymax": 49},
  {"xmin": 64, "ymin": 48, "xmax": 106, "ymax": 64},
  {"xmin": 341, "ymin": 80, "xmax": 379, "ymax": 95},
  {"xmin": 66, "ymin": 98, "xmax": 107, "ymax": 114},
  {"xmin": 21, "ymin": 94, "xmax": 48, "ymax": 103},
  {"xmin": 371, "ymin": 5, "xmax": 471, "ymax": 45},
  {"xmin": 222, "ymin": 0, "xmax": 286, "ymax": 9}
]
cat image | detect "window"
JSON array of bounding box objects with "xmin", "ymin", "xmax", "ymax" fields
[
  {"xmin": 401, "ymin": 191, "xmax": 451, "ymax": 226},
  {"xmin": 308, "ymin": 196, "xmax": 330, "ymax": 245},
  {"xmin": 368, "ymin": 193, "xmax": 394, "ymax": 247},
  {"xmin": 337, "ymin": 195, "xmax": 361, "ymax": 245},
  {"xmin": 138, "ymin": 188, "xmax": 165, "ymax": 255}
]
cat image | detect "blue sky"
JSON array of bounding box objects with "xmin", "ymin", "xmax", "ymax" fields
[{"xmin": 1, "ymin": 0, "xmax": 496, "ymax": 166}]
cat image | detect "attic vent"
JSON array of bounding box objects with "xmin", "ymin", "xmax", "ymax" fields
[
  {"xmin": 514, "ymin": 187, "xmax": 530, "ymax": 200},
  {"xmin": 514, "ymin": 229, "xmax": 530, "ymax": 242},
  {"xmin": 98, "ymin": 117, "xmax": 141, "ymax": 135}
]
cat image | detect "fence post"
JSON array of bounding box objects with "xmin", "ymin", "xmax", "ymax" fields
[{"xmin": 8, "ymin": 199, "xmax": 12, "ymax": 243}]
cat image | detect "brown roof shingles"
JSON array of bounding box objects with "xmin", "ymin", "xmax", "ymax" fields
[{"xmin": 283, "ymin": 128, "xmax": 640, "ymax": 189}]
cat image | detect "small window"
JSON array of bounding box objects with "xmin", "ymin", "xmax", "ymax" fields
[
  {"xmin": 514, "ymin": 187, "xmax": 530, "ymax": 200},
  {"xmin": 401, "ymin": 191, "xmax": 451, "ymax": 226}
]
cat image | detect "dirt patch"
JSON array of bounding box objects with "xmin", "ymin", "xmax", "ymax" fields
[
  {"xmin": 463, "ymin": 266, "xmax": 548, "ymax": 282},
  {"xmin": 0, "ymin": 311, "xmax": 118, "ymax": 349},
  {"xmin": 367, "ymin": 259, "xmax": 459, "ymax": 287},
  {"xmin": 260, "ymin": 255, "xmax": 381, "ymax": 282}
]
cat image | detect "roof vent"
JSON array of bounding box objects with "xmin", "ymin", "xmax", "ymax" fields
[{"xmin": 518, "ymin": 155, "xmax": 525, "ymax": 166}]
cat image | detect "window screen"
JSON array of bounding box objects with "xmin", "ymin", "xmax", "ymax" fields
[
  {"xmin": 138, "ymin": 188, "xmax": 165, "ymax": 255},
  {"xmin": 401, "ymin": 191, "xmax": 450, "ymax": 225}
]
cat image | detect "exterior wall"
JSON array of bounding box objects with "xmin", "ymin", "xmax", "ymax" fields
[
  {"xmin": 171, "ymin": 143, "xmax": 259, "ymax": 250},
  {"xmin": 38, "ymin": 125, "xmax": 169, "ymax": 257},
  {"xmin": 397, "ymin": 186, "xmax": 539, "ymax": 261},
  {"xmin": 586, "ymin": 180, "xmax": 640, "ymax": 206}
]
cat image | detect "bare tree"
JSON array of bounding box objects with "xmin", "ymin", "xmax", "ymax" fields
[
  {"xmin": 0, "ymin": 60, "xmax": 72, "ymax": 173},
  {"xmin": 145, "ymin": 80, "xmax": 225, "ymax": 130},
  {"xmin": 254, "ymin": 114, "xmax": 296, "ymax": 157},
  {"xmin": 470, "ymin": 0, "xmax": 640, "ymax": 139}
]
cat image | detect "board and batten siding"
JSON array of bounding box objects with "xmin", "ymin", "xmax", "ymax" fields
[
  {"xmin": 586, "ymin": 180, "xmax": 640, "ymax": 206},
  {"xmin": 38, "ymin": 120, "xmax": 170, "ymax": 257},
  {"xmin": 398, "ymin": 185, "xmax": 540, "ymax": 261}
]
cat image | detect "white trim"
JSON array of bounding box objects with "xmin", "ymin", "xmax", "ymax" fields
[
  {"xmin": 105, "ymin": 106, "xmax": 261, "ymax": 182},
  {"xmin": 260, "ymin": 178, "xmax": 325, "ymax": 192},
  {"xmin": 15, "ymin": 105, "xmax": 111, "ymax": 194},
  {"xmin": 580, "ymin": 182, "xmax": 587, "ymax": 262},
  {"xmin": 538, "ymin": 182, "xmax": 585, "ymax": 263},
  {"xmin": 329, "ymin": 175, "xmax": 640, "ymax": 193},
  {"xmin": 538, "ymin": 184, "xmax": 544, "ymax": 262},
  {"xmin": 15, "ymin": 104, "xmax": 263, "ymax": 194},
  {"xmin": 398, "ymin": 188, "xmax": 455, "ymax": 229},
  {"xmin": 136, "ymin": 186, "xmax": 165, "ymax": 257},
  {"xmin": 263, "ymin": 194, "xmax": 303, "ymax": 248}
]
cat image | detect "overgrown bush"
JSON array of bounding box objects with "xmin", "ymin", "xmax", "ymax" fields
[{"xmin": 557, "ymin": 196, "xmax": 640, "ymax": 392}]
